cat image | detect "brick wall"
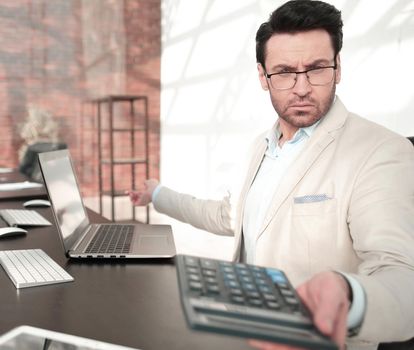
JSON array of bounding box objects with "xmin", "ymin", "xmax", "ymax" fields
[{"xmin": 0, "ymin": 0, "xmax": 160, "ymax": 201}]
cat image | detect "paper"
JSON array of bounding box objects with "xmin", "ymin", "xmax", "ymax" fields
[{"xmin": 0, "ymin": 181, "xmax": 43, "ymax": 191}]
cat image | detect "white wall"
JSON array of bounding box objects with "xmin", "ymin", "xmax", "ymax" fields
[{"xmin": 159, "ymin": 0, "xmax": 414, "ymax": 256}]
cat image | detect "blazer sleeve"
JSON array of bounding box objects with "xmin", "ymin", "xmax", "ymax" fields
[
  {"xmin": 153, "ymin": 186, "xmax": 234, "ymax": 236},
  {"xmin": 348, "ymin": 135, "xmax": 414, "ymax": 342}
]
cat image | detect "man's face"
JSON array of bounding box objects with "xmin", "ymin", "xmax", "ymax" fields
[{"xmin": 258, "ymin": 29, "xmax": 341, "ymax": 129}]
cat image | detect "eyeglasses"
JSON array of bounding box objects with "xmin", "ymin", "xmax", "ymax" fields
[{"xmin": 265, "ymin": 64, "xmax": 337, "ymax": 90}]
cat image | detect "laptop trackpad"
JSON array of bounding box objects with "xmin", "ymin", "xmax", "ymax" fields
[{"xmin": 138, "ymin": 235, "xmax": 171, "ymax": 253}]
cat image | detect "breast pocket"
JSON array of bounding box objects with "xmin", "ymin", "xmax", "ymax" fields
[{"xmin": 290, "ymin": 198, "xmax": 338, "ymax": 273}]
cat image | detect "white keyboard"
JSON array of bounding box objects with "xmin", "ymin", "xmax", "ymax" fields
[
  {"xmin": 0, "ymin": 209, "xmax": 52, "ymax": 227},
  {"xmin": 0, "ymin": 249, "xmax": 74, "ymax": 289}
]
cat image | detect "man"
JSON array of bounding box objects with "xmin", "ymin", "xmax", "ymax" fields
[{"xmin": 129, "ymin": 1, "xmax": 414, "ymax": 349}]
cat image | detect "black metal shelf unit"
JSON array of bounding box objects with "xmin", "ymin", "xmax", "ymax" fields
[{"xmin": 87, "ymin": 95, "xmax": 149, "ymax": 223}]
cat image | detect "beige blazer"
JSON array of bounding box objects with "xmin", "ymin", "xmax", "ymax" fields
[{"xmin": 154, "ymin": 97, "xmax": 414, "ymax": 346}]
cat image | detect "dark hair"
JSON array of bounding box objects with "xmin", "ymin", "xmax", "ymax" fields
[{"xmin": 256, "ymin": 0, "xmax": 343, "ymax": 68}]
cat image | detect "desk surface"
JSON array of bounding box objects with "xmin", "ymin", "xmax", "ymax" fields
[{"xmin": 0, "ymin": 199, "xmax": 251, "ymax": 350}]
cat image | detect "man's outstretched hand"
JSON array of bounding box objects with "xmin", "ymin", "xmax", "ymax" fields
[
  {"xmin": 126, "ymin": 179, "xmax": 160, "ymax": 206},
  {"xmin": 249, "ymin": 271, "xmax": 350, "ymax": 350}
]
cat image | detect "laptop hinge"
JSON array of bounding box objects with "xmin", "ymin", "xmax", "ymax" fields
[{"xmin": 72, "ymin": 224, "xmax": 96, "ymax": 251}]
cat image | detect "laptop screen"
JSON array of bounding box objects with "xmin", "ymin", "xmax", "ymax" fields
[{"xmin": 38, "ymin": 150, "xmax": 89, "ymax": 251}]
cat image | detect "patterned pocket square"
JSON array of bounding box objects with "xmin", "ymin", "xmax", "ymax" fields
[{"xmin": 294, "ymin": 194, "xmax": 331, "ymax": 204}]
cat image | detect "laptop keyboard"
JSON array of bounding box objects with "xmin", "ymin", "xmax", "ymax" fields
[
  {"xmin": 85, "ymin": 224, "xmax": 134, "ymax": 254},
  {"xmin": 176, "ymin": 254, "xmax": 337, "ymax": 350}
]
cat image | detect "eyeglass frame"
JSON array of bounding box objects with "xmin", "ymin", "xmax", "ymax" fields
[{"xmin": 264, "ymin": 60, "xmax": 338, "ymax": 90}]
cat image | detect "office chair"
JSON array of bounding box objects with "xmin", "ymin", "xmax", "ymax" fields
[
  {"xmin": 19, "ymin": 142, "xmax": 67, "ymax": 181},
  {"xmin": 377, "ymin": 136, "xmax": 414, "ymax": 349}
]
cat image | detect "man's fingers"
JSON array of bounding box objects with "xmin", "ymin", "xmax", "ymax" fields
[
  {"xmin": 248, "ymin": 339, "xmax": 305, "ymax": 350},
  {"xmin": 295, "ymin": 272, "xmax": 349, "ymax": 349},
  {"xmin": 331, "ymin": 299, "xmax": 348, "ymax": 348}
]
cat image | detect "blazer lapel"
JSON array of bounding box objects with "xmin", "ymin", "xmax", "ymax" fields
[{"xmin": 257, "ymin": 97, "xmax": 348, "ymax": 238}]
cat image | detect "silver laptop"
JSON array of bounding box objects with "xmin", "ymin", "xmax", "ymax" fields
[{"xmin": 38, "ymin": 149, "xmax": 176, "ymax": 259}]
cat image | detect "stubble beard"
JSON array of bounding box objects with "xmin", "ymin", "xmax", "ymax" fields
[{"xmin": 272, "ymin": 83, "xmax": 336, "ymax": 128}]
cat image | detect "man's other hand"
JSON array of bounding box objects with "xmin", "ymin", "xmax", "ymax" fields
[{"xmin": 126, "ymin": 179, "xmax": 159, "ymax": 206}]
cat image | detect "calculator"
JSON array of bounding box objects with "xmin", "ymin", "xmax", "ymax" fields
[{"xmin": 176, "ymin": 254, "xmax": 337, "ymax": 350}]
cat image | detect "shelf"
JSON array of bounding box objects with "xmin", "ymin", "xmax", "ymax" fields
[
  {"xmin": 85, "ymin": 95, "xmax": 147, "ymax": 103},
  {"xmin": 86, "ymin": 94, "xmax": 150, "ymax": 222},
  {"xmin": 100, "ymin": 127, "xmax": 146, "ymax": 132},
  {"xmin": 101, "ymin": 190, "xmax": 130, "ymax": 197},
  {"xmin": 100, "ymin": 158, "xmax": 147, "ymax": 165}
]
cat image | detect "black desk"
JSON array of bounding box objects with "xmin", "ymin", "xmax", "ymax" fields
[{"xmin": 0, "ymin": 198, "xmax": 251, "ymax": 350}]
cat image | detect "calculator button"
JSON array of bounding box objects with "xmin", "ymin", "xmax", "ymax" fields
[
  {"xmin": 189, "ymin": 281, "xmax": 203, "ymax": 291},
  {"xmin": 237, "ymin": 268, "xmax": 250, "ymax": 276},
  {"xmin": 223, "ymin": 272, "xmax": 237, "ymax": 280},
  {"xmin": 229, "ymin": 288, "xmax": 243, "ymax": 296},
  {"xmin": 231, "ymin": 296, "xmax": 245, "ymax": 304},
  {"xmin": 249, "ymin": 298, "xmax": 263, "ymax": 307},
  {"xmin": 285, "ymin": 297, "xmax": 299, "ymax": 305},
  {"xmin": 202, "ymin": 269, "xmax": 216, "ymax": 277},
  {"xmin": 266, "ymin": 301, "xmax": 280, "ymax": 309},
  {"xmin": 246, "ymin": 291, "xmax": 260, "ymax": 299},
  {"xmin": 242, "ymin": 283, "xmax": 257, "ymax": 291},
  {"xmin": 186, "ymin": 267, "xmax": 199, "ymax": 274},
  {"xmin": 280, "ymin": 288, "xmax": 295, "ymax": 297},
  {"xmin": 225, "ymin": 280, "xmax": 240, "ymax": 289},
  {"xmin": 188, "ymin": 274, "xmax": 201, "ymax": 282},
  {"xmin": 255, "ymin": 278, "xmax": 268, "ymax": 285},
  {"xmin": 221, "ymin": 266, "xmax": 235, "ymax": 273},
  {"xmin": 207, "ymin": 284, "xmax": 220, "ymax": 294},
  {"xmin": 201, "ymin": 259, "xmax": 217, "ymax": 269},
  {"xmin": 240, "ymin": 275, "xmax": 253, "ymax": 283},
  {"xmin": 185, "ymin": 256, "xmax": 199, "ymax": 267},
  {"xmin": 263, "ymin": 293, "xmax": 277, "ymax": 301},
  {"xmin": 205, "ymin": 277, "xmax": 217, "ymax": 284},
  {"xmin": 258, "ymin": 285, "xmax": 273, "ymax": 294}
]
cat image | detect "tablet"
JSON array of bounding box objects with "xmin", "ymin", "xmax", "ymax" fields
[{"xmin": 0, "ymin": 325, "xmax": 140, "ymax": 350}]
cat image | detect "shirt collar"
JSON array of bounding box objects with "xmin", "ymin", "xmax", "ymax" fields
[{"xmin": 265, "ymin": 119, "xmax": 321, "ymax": 151}]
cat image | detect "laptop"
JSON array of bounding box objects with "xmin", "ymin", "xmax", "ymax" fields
[{"xmin": 38, "ymin": 149, "xmax": 176, "ymax": 259}]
